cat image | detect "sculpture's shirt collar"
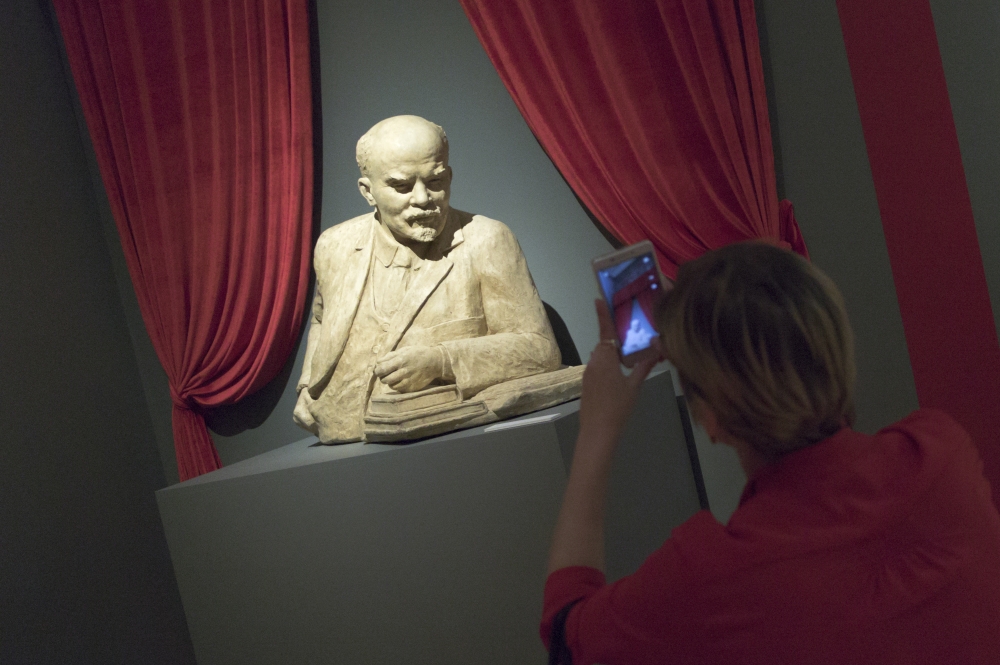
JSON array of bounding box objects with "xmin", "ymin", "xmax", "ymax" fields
[
  {"xmin": 373, "ymin": 220, "xmax": 420, "ymax": 269},
  {"xmin": 363, "ymin": 210, "xmax": 465, "ymax": 264}
]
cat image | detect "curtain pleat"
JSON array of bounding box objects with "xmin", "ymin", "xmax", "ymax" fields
[
  {"xmin": 53, "ymin": 0, "xmax": 313, "ymax": 481},
  {"xmin": 459, "ymin": 0, "xmax": 807, "ymax": 277}
]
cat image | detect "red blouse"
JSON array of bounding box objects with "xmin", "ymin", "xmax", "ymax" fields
[{"xmin": 541, "ymin": 409, "xmax": 1000, "ymax": 664}]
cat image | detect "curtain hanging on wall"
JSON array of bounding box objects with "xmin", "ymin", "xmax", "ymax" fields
[
  {"xmin": 53, "ymin": 0, "xmax": 314, "ymax": 481},
  {"xmin": 837, "ymin": 0, "xmax": 1000, "ymax": 508},
  {"xmin": 459, "ymin": 0, "xmax": 807, "ymax": 276}
]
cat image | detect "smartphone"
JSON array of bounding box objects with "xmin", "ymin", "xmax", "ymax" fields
[{"xmin": 592, "ymin": 240, "xmax": 671, "ymax": 367}]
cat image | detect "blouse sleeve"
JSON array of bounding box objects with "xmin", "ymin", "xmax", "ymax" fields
[
  {"xmin": 540, "ymin": 566, "xmax": 606, "ymax": 651},
  {"xmin": 539, "ymin": 510, "xmax": 721, "ymax": 665}
]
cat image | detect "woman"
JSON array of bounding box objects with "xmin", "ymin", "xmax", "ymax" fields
[{"xmin": 542, "ymin": 242, "xmax": 1000, "ymax": 664}]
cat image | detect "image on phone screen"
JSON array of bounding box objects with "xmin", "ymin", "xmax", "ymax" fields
[{"xmin": 595, "ymin": 252, "xmax": 662, "ymax": 355}]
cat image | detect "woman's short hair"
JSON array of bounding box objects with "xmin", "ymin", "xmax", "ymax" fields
[{"xmin": 655, "ymin": 241, "xmax": 856, "ymax": 460}]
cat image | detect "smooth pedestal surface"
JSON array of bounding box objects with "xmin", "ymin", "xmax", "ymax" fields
[{"xmin": 156, "ymin": 370, "xmax": 703, "ymax": 665}]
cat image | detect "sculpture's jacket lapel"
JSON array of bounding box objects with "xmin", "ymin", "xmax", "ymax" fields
[
  {"xmin": 383, "ymin": 257, "xmax": 452, "ymax": 353},
  {"xmin": 307, "ymin": 217, "xmax": 375, "ymax": 398},
  {"xmin": 382, "ymin": 212, "xmax": 466, "ymax": 352}
]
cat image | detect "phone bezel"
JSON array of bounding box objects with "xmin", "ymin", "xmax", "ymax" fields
[{"xmin": 591, "ymin": 240, "xmax": 667, "ymax": 368}]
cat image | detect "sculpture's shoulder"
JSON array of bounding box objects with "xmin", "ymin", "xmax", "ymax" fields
[
  {"xmin": 316, "ymin": 212, "xmax": 372, "ymax": 253},
  {"xmin": 454, "ymin": 210, "xmax": 520, "ymax": 256},
  {"xmin": 314, "ymin": 213, "xmax": 373, "ymax": 259}
]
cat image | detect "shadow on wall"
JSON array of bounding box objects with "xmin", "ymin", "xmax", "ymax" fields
[
  {"xmin": 202, "ymin": 341, "xmax": 301, "ymax": 436},
  {"xmin": 545, "ymin": 301, "xmax": 582, "ymax": 366}
]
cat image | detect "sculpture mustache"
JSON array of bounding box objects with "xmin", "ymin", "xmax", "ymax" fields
[{"xmin": 404, "ymin": 209, "xmax": 443, "ymax": 224}]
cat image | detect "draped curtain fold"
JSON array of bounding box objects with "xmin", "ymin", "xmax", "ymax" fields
[
  {"xmin": 459, "ymin": 0, "xmax": 807, "ymax": 276},
  {"xmin": 53, "ymin": 0, "xmax": 313, "ymax": 480}
]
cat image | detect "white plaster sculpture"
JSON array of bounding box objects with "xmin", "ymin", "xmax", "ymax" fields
[
  {"xmin": 293, "ymin": 115, "xmax": 583, "ymax": 443},
  {"xmin": 622, "ymin": 319, "xmax": 653, "ymax": 355}
]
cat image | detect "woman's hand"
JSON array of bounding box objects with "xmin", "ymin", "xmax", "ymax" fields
[{"xmin": 578, "ymin": 300, "xmax": 660, "ymax": 446}]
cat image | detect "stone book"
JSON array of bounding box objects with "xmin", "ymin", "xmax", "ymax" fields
[
  {"xmin": 367, "ymin": 384, "xmax": 463, "ymax": 416},
  {"xmin": 364, "ymin": 390, "xmax": 489, "ymax": 442}
]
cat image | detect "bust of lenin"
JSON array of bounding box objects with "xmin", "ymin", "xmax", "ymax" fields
[{"xmin": 293, "ymin": 115, "xmax": 563, "ymax": 443}]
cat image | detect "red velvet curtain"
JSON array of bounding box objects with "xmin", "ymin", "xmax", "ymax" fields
[
  {"xmin": 459, "ymin": 0, "xmax": 807, "ymax": 277},
  {"xmin": 53, "ymin": 0, "xmax": 313, "ymax": 480},
  {"xmin": 615, "ymin": 302, "xmax": 633, "ymax": 344}
]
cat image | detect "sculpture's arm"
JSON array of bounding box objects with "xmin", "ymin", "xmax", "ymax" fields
[
  {"xmin": 296, "ymin": 287, "xmax": 323, "ymax": 392},
  {"xmin": 438, "ymin": 221, "xmax": 561, "ymax": 398}
]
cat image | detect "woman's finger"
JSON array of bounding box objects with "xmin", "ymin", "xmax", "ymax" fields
[
  {"xmin": 627, "ymin": 357, "xmax": 658, "ymax": 391},
  {"xmin": 594, "ymin": 299, "xmax": 618, "ymax": 347}
]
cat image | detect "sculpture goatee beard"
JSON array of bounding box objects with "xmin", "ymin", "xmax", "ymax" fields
[{"xmin": 405, "ymin": 209, "xmax": 447, "ymax": 242}]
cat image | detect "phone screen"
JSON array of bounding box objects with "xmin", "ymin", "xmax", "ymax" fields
[{"xmin": 595, "ymin": 251, "xmax": 663, "ymax": 356}]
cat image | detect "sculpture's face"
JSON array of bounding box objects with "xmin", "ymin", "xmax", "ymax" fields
[{"xmin": 359, "ymin": 126, "xmax": 452, "ymax": 244}]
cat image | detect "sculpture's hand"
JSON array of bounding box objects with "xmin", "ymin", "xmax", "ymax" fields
[
  {"xmin": 374, "ymin": 346, "xmax": 444, "ymax": 393},
  {"xmin": 293, "ymin": 387, "xmax": 318, "ymax": 434}
]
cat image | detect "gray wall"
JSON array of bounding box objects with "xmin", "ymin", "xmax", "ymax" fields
[
  {"xmin": 0, "ymin": 1, "xmax": 194, "ymax": 662},
  {"xmin": 758, "ymin": 0, "xmax": 921, "ymax": 435}
]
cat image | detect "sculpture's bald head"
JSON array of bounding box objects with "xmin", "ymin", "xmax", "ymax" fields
[
  {"xmin": 357, "ymin": 116, "xmax": 453, "ymax": 246},
  {"xmin": 356, "ymin": 115, "xmax": 449, "ymax": 179}
]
